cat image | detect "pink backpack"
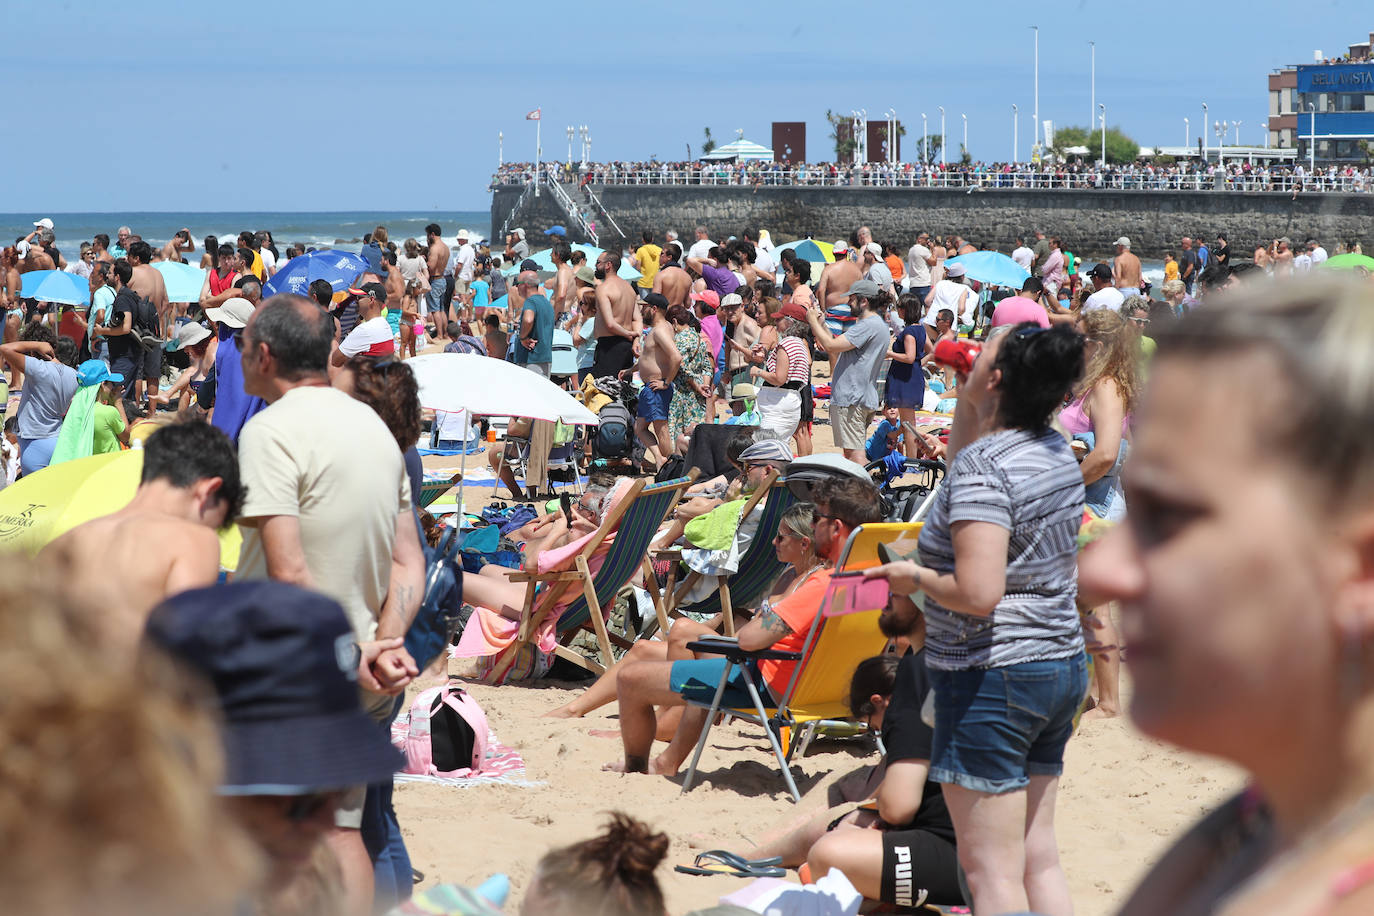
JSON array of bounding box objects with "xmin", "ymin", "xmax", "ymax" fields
[{"xmin": 400, "ymin": 684, "xmax": 490, "ymax": 777}]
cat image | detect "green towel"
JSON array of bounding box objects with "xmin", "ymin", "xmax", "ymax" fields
[
  {"xmin": 50, "ymin": 385, "xmax": 100, "ymax": 466},
  {"xmin": 684, "ymin": 497, "xmax": 747, "ymax": 551}
]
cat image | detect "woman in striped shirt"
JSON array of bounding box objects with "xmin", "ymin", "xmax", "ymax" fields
[{"xmin": 747, "ymin": 312, "xmax": 811, "ymax": 445}]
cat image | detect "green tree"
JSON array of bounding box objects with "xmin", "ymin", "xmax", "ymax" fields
[
  {"xmin": 702, "ymin": 127, "xmax": 716, "ymax": 156},
  {"xmin": 824, "ymin": 110, "xmax": 858, "ymax": 161},
  {"xmin": 919, "ymin": 134, "xmax": 943, "ymax": 163},
  {"xmin": 1051, "ymin": 124, "xmax": 1141, "ymax": 165}
]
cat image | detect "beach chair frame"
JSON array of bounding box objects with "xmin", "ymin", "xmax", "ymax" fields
[
  {"xmin": 677, "ymin": 521, "xmax": 923, "ymax": 802},
  {"xmin": 501, "ymin": 471, "xmax": 698, "ymax": 678}
]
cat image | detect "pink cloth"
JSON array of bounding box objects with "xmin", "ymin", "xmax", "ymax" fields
[
  {"xmin": 452, "ymin": 478, "xmax": 637, "ymax": 659},
  {"xmin": 700, "ymin": 315, "xmax": 724, "ymax": 362},
  {"xmin": 991, "ymin": 296, "xmax": 1050, "ymax": 329}
]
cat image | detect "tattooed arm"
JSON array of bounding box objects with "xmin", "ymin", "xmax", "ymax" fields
[
  {"xmin": 370, "ymin": 510, "xmax": 426, "ymax": 694},
  {"xmin": 736, "ymin": 602, "xmax": 795, "ymax": 652}
]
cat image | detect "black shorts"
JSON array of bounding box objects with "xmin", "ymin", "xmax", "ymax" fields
[
  {"xmin": 140, "ymin": 343, "xmax": 162, "ymax": 382},
  {"xmin": 880, "ymin": 828, "xmax": 963, "ymax": 908},
  {"xmin": 590, "ymin": 335, "xmax": 633, "ymax": 378},
  {"xmin": 800, "ymin": 384, "xmax": 814, "ymax": 423}
]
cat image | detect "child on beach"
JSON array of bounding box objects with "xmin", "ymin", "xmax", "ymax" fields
[{"xmin": 864, "ymin": 405, "xmax": 904, "ymax": 462}]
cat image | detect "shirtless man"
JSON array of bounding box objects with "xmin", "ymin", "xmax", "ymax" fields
[
  {"xmin": 125, "ymin": 240, "xmax": 170, "ymax": 336},
  {"xmin": 628, "ymin": 293, "xmax": 679, "ymax": 467},
  {"xmin": 40, "ymin": 421, "xmax": 241, "ymax": 659},
  {"xmin": 549, "ymin": 241, "xmax": 575, "ymax": 315},
  {"xmin": 161, "ymin": 229, "xmax": 194, "ymax": 264},
  {"xmin": 422, "ymin": 223, "xmax": 450, "ymax": 342},
  {"xmin": 591, "ymin": 250, "xmax": 641, "ymax": 378},
  {"xmin": 91, "ymin": 233, "xmax": 114, "ymax": 266},
  {"xmin": 1112, "ymin": 236, "xmax": 1143, "ymax": 292},
  {"xmin": 815, "ymin": 241, "xmax": 863, "ymax": 310},
  {"xmin": 652, "ymin": 241, "xmax": 691, "ymax": 308},
  {"xmin": 718, "ymin": 292, "xmax": 761, "ymax": 397}
]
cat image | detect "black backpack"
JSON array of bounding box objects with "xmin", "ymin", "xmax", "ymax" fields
[
  {"xmin": 130, "ymin": 295, "xmax": 160, "ymax": 337},
  {"xmin": 593, "ymin": 402, "xmax": 634, "ymax": 459}
]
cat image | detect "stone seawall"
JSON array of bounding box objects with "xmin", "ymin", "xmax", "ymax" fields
[{"xmin": 492, "ymin": 185, "xmax": 1374, "ymax": 260}]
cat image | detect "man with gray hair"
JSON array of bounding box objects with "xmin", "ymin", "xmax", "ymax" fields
[
  {"xmin": 688, "ymin": 225, "xmax": 714, "ymax": 260},
  {"xmin": 236, "ymin": 293, "xmax": 425, "ymax": 914},
  {"xmin": 513, "ymin": 270, "xmax": 555, "ymax": 377}
]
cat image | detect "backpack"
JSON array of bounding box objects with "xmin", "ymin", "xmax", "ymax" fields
[
  {"xmin": 398, "ymin": 683, "xmax": 489, "ymax": 777},
  {"xmin": 404, "ymin": 520, "xmax": 465, "ymax": 673},
  {"xmin": 130, "ymin": 294, "xmax": 160, "ymax": 337},
  {"xmin": 593, "ymin": 401, "xmax": 633, "ymax": 459},
  {"xmin": 488, "ymin": 270, "xmax": 507, "ymax": 300}
]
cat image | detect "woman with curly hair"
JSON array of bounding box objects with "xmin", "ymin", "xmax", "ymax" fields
[
  {"xmin": 520, "ymin": 812, "xmax": 669, "ymax": 916},
  {"xmin": 332, "ymin": 355, "xmax": 423, "ymax": 509}
]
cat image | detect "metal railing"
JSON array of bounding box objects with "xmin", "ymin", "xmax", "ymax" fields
[
  {"xmin": 542, "ymin": 171, "xmax": 598, "ymax": 246},
  {"xmin": 492, "ymin": 165, "xmax": 1374, "ymax": 194},
  {"xmin": 498, "ymin": 180, "xmax": 535, "ymax": 241},
  {"xmin": 582, "ymin": 183, "xmax": 626, "ymax": 242}
]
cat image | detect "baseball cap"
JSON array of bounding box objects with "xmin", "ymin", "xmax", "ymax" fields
[
  {"xmin": 545, "ymin": 226, "xmax": 567, "ymax": 237},
  {"xmin": 1085, "ymin": 263, "xmax": 1112, "ymax": 279},
  {"xmin": 1114, "ymin": 236, "xmax": 1131, "ymax": 248},
  {"xmin": 844, "ymin": 279, "xmax": 880, "ymax": 298},
  {"xmin": 346, "ymin": 281, "xmax": 388, "ymax": 304},
  {"xmin": 688, "ymin": 289, "xmax": 720, "ymax": 310},
  {"xmin": 945, "ymin": 263, "xmax": 966, "ymax": 278},
  {"xmin": 778, "ymin": 301, "xmax": 809, "ymax": 321},
  {"xmin": 739, "ymin": 438, "xmax": 794, "ymax": 464},
  {"xmin": 167, "ymin": 321, "xmax": 213, "ymax": 352},
  {"xmin": 519, "ymin": 258, "xmax": 540, "ymax": 272},
  {"xmin": 32, "ymin": 217, "xmax": 53, "ymax": 230},
  {"xmin": 832, "ymin": 240, "xmax": 849, "ymax": 255},
  {"xmin": 145, "ymin": 581, "xmax": 403, "ymax": 794},
  {"xmin": 643, "ymin": 292, "xmax": 670, "ymax": 310},
  {"xmin": 864, "ymin": 242, "xmax": 883, "ymax": 258},
  {"xmin": 991, "ymin": 296, "xmax": 1051, "ymax": 329},
  {"xmin": 76, "ymin": 359, "xmax": 124, "ymax": 387},
  {"xmin": 511, "ymin": 229, "xmax": 523, "ymax": 240},
  {"xmin": 204, "ymin": 297, "xmax": 255, "ymax": 329}
]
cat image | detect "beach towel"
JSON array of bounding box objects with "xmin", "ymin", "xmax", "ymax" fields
[
  {"xmin": 451, "ymin": 477, "xmax": 636, "ymax": 663},
  {"xmin": 390, "ymin": 725, "xmax": 537, "ymax": 789},
  {"xmin": 50, "ymin": 384, "xmax": 100, "ymax": 466},
  {"xmin": 678, "ymin": 497, "xmax": 765, "ymax": 605}
]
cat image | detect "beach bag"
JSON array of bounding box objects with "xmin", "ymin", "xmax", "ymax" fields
[
  {"xmin": 130, "ymin": 294, "xmax": 160, "ymax": 338},
  {"xmin": 593, "ymin": 402, "xmax": 633, "ymax": 459},
  {"xmin": 400, "ymin": 684, "xmax": 489, "ymax": 777},
  {"xmin": 405, "ymin": 521, "xmax": 465, "ymax": 672}
]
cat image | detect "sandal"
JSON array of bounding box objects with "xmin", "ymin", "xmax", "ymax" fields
[{"xmin": 673, "ymin": 850, "xmax": 785, "ymax": 878}]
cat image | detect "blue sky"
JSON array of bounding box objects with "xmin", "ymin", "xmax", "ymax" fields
[{"xmin": 6, "ymin": 1, "xmax": 1364, "ymax": 211}]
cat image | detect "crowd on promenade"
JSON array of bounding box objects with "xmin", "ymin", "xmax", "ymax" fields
[
  {"xmin": 4, "ymin": 212, "xmax": 1374, "ymax": 916},
  {"xmin": 494, "ymin": 158, "xmax": 1374, "ymax": 193}
]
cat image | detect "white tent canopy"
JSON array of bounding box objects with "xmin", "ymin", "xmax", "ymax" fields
[{"xmin": 701, "ymin": 138, "xmax": 775, "ymax": 161}]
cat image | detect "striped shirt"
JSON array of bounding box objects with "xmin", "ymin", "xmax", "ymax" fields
[
  {"xmin": 766, "ymin": 335, "xmax": 811, "ymax": 385},
  {"xmin": 918, "ymin": 427, "xmax": 1085, "ymax": 671}
]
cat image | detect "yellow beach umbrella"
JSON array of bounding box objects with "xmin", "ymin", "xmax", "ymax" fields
[{"xmin": 0, "ymin": 450, "xmax": 241, "ymax": 568}]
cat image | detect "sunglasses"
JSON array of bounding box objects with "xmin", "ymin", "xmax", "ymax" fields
[{"xmin": 1128, "ymin": 317, "xmax": 1150, "ymax": 326}]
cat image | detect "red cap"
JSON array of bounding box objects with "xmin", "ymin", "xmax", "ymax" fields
[
  {"xmin": 689, "ymin": 289, "xmax": 720, "ymax": 309},
  {"xmin": 778, "ymin": 301, "xmax": 809, "ymax": 321},
  {"xmin": 931, "ymin": 339, "xmax": 981, "ymax": 375}
]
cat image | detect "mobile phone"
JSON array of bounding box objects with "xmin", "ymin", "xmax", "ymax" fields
[{"xmin": 560, "ymin": 493, "xmax": 572, "ymax": 524}]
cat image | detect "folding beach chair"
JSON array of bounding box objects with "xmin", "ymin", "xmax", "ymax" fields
[
  {"xmin": 655, "ymin": 472, "xmax": 798, "ymax": 636},
  {"xmin": 678, "ymin": 521, "xmax": 923, "ymax": 802},
  {"xmin": 501, "ymin": 472, "xmax": 698, "ymax": 677},
  {"xmin": 418, "ymin": 471, "xmax": 461, "ymax": 509}
]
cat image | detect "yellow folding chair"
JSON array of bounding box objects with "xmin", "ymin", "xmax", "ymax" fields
[{"xmin": 679, "ymin": 522, "xmax": 923, "ymax": 802}]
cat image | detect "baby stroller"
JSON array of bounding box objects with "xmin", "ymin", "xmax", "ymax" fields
[{"xmin": 865, "ymin": 454, "xmax": 946, "ymax": 523}]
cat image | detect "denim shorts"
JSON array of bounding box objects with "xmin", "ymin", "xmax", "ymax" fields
[{"xmin": 929, "ymin": 653, "xmax": 1088, "ymax": 794}]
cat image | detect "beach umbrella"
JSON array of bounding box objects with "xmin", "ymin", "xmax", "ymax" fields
[
  {"xmin": 1320, "ymin": 252, "xmax": 1374, "ymax": 272},
  {"xmin": 773, "ymin": 239, "xmax": 835, "ymax": 263},
  {"xmin": 487, "ymin": 294, "xmax": 509, "ymax": 316},
  {"xmin": 19, "ymin": 270, "xmax": 89, "ymax": 306},
  {"xmin": 263, "ymin": 249, "xmax": 369, "ymax": 297},
  {"xmin": 945, "ymin": 251, "xmax": 1030, "ymax": 289},
  {"xmin": 0, "ymin": 450, "xmax": 240, "ymax": 567},
  {"xmin": 153, "ymin": 261, "xmax": 207, "ymax": 303},
  {"xmin": 407, "ymin": 352, "xmax": 598, "ymax": 512}
]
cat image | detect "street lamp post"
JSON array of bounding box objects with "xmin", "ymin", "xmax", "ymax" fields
[
  {"xmin": 498, "ymin": 131, "xmax": 503, "ymax": 166},
  {"xmin": 1089, "ymin": 40, "xmax": 1095, "ymax": 129},
  {"xmin": 1012, "ymin": 104, "xmax": 1018, "ymax": 164},
  {"xmin": 1184, "ymin": 117, "xmax": 1189, "ymax": 148},
  {"xmin": 566, "ymin": 125, "xmax": 574, "ymax": 167},
  {"xmin": 921, "ymin": 113, "xmax": 928, "ymax": 164},
  {"xmin": 1234, "ymin": 120, "xmax": 1242, "ymax": 147},
  {"xmin": 580, "ymin": 125, "xmax": 589, "ymax": 166},
  {"xmin": 860, "ymin": 109, "xmax": 868, "ymax": 163},
  {"xmin": 1099, "ymin": 103, "xmax": 1106, "ymax": 166},
  {"xmin": 885, "ymin": 109, "xmax": 896, "ymax": 163},
  {"xmin": 1202, "ymin": 102, "xmax": 1208, "ymax": 162},
  {"xmin": 586, "ymin": 127, "xmax": 592, "ymax": 165},
  {"xmin": 961, "ymin": 113, "xmax": 968, "ymax": 163},
  {"xmin": 938, "ymin": 107, "xmax": 946, "ymax": 166},
  {"xmin": 1031, "ymin": 26, "xmax": 1039, "ymax": 154},
  {"xmin": 1308, "ymin": 102, "xmax": 1316, "ymax": 171}
]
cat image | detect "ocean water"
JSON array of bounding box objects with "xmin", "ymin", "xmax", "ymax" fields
[{"xmin": 0, "ymin": 210, "xmax": 491, "ymax": 254}]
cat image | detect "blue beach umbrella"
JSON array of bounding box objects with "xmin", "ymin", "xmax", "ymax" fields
[
  {"xmin": 20, "ymin": 270, "xmax": 89, "ymax": 306},
  {"xmin": 263, "ymin": 249, "xmax": 369, "ymax": 297},
  {"xmin": 773, "ymin": 239, "xmax": 835, "ymax": 263},
  {"xmin": 945, "ymin": 251, "xmax": 1030, "ymax": 289},
  {"xmin": 153, "ymin": 261, "xmax": 206, "ymax": 303}
]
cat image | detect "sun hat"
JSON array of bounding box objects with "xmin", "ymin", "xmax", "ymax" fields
[
  {"xmin": 739, "ymin": 438, "xmax": 794, "ymax": 464},
  {"xmin": 575, "ymin": 265, "xmax": 597, "ymax": 285},
  {"xmin": 204, "ymin": 297, "xmax": 255, "ymax": 329},
  {"xmin": 167, "ymin": 321, "xmax": 213, "ymax": 352},
  {"xmin": 945, "ymin": 263, "xmax": 966, "ymax": 278},
  {"xmin": 730, "ymin": 382, "xmax": 758, "ymax": 399},
  {"xmin": 145, "ymin": 581, "xmax": 403, "ymax": 795},
  {"xmin": 76, "ymin": 359, "xmax": 123, "ymax": 387}
]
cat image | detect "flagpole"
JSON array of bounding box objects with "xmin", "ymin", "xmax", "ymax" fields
[{"xmin": 534, "ymin": 109, "xmax": 541, "ymax": 197}]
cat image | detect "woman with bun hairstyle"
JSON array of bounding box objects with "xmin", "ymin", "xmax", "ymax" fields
[
  {"xmin": 520, "ymin": 812, "xmax": 669, "ymax": 916},
  {"xmin": 865, "ymin": 322, "xmax": 1088, "ymax": 916}
]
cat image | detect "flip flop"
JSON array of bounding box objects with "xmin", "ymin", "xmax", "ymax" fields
[{"xmin": 673, "ymin": 850, "xmax": 786, "ymax": 878}]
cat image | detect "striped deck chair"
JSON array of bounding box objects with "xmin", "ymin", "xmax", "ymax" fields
[
  {"xmin": 501, "ymin": 471, "xmax": 698, "ymax": 677},
  {"xmin": 678, "ymin": 522, "xmax": 921, "ymax": 802},
  {"xmin": 418, "ymin": 472, "xmax": 461, "ymax": 509},
  {"xmin": 657, "ymin": 472, "xmax": 797, "ymax": 636}
]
